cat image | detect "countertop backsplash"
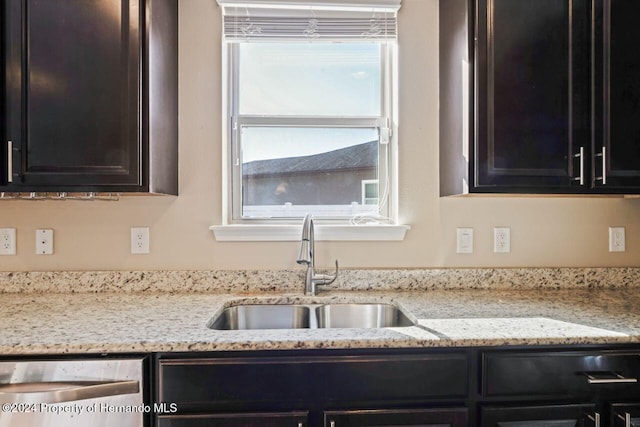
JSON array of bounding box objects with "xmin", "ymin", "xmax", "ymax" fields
[{"xmin": 1, "ymin": 268, "xmax": 640, "ymax": 293}]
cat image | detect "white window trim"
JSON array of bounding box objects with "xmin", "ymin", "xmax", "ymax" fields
[
  {"xmin": 217, "ymin": 0, "xmax": 401, "ymax": 12},
  {"xmin": 210, "ymin": 223, "xmax": 410, "ymax": 241},
  {"xmin": 212, "ymin": 0, "xmax": 409, "ymax": 241}
]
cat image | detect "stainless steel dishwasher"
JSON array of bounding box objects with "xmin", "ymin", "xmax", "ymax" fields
[{"xmin": 0, "ymin": 358, "xmax": 145, "ymax": 427}]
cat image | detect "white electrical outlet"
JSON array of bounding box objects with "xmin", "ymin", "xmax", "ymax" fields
[
  {"xmin": 0, "ymin": 228, "xmax": 16, "ymax": 255},
  {"xmin": 131, "ymin": 227, "xmax": 150, "ymax": 254},
  {"xmin": 609, "ymin": 226, "xmax": 625, "ymax": 252},
  {"xmin": 35, "ymin": 229, "xmax": 54, "ymax": 255},
  {"xmin": 494, "ymin": 227, "xmax": 511, "ymax": 253},
  {"xmin": 456, "ymin": 228, "xmax": 474, "ymax": 254}
]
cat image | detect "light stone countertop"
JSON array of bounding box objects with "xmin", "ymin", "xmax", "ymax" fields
[{"xmin": 2, "ymin": 287, "xmax": 640, "ymax": 355}]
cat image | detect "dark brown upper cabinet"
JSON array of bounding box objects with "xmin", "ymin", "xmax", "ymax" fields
[
  {"xmin": 596, "ymin": 0, "xmax": 640, "ymax": 190},
  {"xmin": 1, "ymin": 0, "xmax": 177, "ymax": 195},
  {"xmin": 440, "ymin": 0, "xmax": 640, "ymax": 195}
]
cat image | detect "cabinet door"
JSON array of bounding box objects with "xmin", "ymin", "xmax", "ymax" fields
[
  {"xmin": 482, "ymin": 404, "xmax": 597, "ymax": 427},
  {"xmin": 475, "ymin": 0, "xmax": 591, "ymax": 192},
  {"xmin": 157, "ymin": 412, "xmax": 308, "ymax": 427},
  {"xmin": 324, "ymin": 408, "xmax": 467, "ymax": 427},
  {"xmin": 596, "ymin": 0, "xmax": 640, "ymax": 190},
  {"xmin": 611, "ymin": 404, "xmax": 640, "ymax": 427},
  {"xmin": 158, "ymin": 353, "xmax": 468, "ymax": 412},
  {"xmin": 4, "ymin": 0, "xmax": 142, "ymax": 190}
]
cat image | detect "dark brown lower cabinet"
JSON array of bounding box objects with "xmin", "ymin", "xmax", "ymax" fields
[
  {"xmin": 610, "ymin": 404, "xmax": 640, "ymax": 427},
  {"xmin": 155, "ymin": 350, "xmax": 469, "ymax": 427},
  {"xmin": 157, "ymin": 409, "xmax": 468, "ymax": 427},
  {"xmin": 154, "ymin": 347, "xmax": 640, "ymax": 427},
  {"xmin": 481, "ymin": 404, "xmax": 597, "ymax": 427},
  {"xmin": 157, "ymin": 412, "xmax": 308, "ymax": 427},
  {"xmin": 324, "ymin": 408, "xmax": 468, "ymax": 427},
  {"xmin": 482, "ymin": 403, "xmax": 640, "ymax": 427},
  {"xmin": 481, "ymin": 349, "xmax": 640, "ymax": 427}
]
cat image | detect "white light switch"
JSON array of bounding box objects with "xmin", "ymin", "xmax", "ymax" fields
[
  {"xmin": 456, "ymin": 228, "xmax": 473, "ymax": 254},
  {"xmin": 36, "ymin": 229, "xmax": 54, "ymax": 255}
]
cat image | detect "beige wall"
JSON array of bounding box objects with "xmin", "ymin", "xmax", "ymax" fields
[{"xmin": 2, "ymin": 0, "xmax": 640, "ymax": 272}]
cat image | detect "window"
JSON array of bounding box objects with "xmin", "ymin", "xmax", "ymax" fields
[
  {"xmin": 218, "ymin": 0, "xmax": 400, "ymax": 224},
  {"xmin": 362, "ymin": 179, "xmax": 379, "ymax": 205}
]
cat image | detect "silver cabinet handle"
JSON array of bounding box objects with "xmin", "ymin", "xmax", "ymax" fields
[
  {"xmin": 587, "ymin": 413, "xmax": 601, "ymax": 427},
  {"xmin": 595, "ymin": 146, "xmax": 607, "ymax": 185},
  {"xmin": 574, "ymin": 146, "xmax": 584, "ymax": 185},
  {"xmin": 617, "ymin": 413, "xmax": 632, "ymax": 427},
  {"xmin": 0, "ymin": 380, "xmax": 139, "ymax": 404},
  {"xmin": 585, "ymin": 372, "xmax": 637, "ymax": 384},
  {"xmin": 7, "ymin": 141, "xmax": 12, "ymax": 183}
]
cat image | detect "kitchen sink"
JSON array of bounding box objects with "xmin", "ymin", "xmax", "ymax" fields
[
  {"xmin": 207, "ymin": 304, "xmax": 311, "ymax": 330},
  {"xmin": 208, "ymin": 303, "xmax": 415, "ymax": 330},
  {"xmin": 315, "ymin": 303, "xmax": 414, "ymax": 328}
]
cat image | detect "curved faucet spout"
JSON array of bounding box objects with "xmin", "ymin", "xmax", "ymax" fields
[
  {"xmin": 296, "ymin": 213, "xmax": 339, "ymax": 296},
  {"xmin": 296, "ymin": 213, "xmax": 313, "ymax": 265}
]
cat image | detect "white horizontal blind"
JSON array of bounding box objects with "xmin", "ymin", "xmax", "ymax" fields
[{"xmin": 217, "ymin": 0, "xmax": 400, "ymax": 41}]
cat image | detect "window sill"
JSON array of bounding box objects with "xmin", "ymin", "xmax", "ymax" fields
[{"xmin": 210, "ymin": 224, "xmax": 410, "ymax": 242}]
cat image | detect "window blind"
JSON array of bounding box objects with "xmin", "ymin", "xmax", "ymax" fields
[{"xmin": 217, "ymin": 0, "xmax": 401, "ymax": 41}]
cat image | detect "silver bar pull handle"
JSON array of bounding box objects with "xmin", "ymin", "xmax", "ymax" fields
[
  {"xmin": 595, "ymin": 146, "xmax": 607, "ymax": 184},
  {"xmin": 587, "ymin": 413, "xmax": 601, "ymax": 427},
  {"xmin": 574, "ymin": 146, "xmax": 584, "ymax": 185},
  {"xmin": 7, "ymin": 141, "xmax": 12, "ymax": 183},
  {"xmin": 617, "ymin": 413, "xmax": 632, "ymax": 427},
  {"xmin": 0, "ymin": 380, "xmax": 139, "ymax": 404},
  {"xmin": 585, "ymin": 372, "xmax": 637, "ymax": 384}
]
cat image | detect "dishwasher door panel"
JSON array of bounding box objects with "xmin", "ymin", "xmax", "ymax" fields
[{"xmin": 0, "ymin": 359, "xmax": 144, "ymax": 427}]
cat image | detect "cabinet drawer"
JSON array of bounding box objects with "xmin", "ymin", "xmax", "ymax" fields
[
  {"xmin": 483, "ymin": 350, "xmax": 640, "ymax": 398},
  {"xmin": 324, "ymin": 408, "xmax": 468, "ymax": 427},
  {"xmin": 157, "ymin": 412, "xmax": 308, "ymax": 427},
  {"xmin": 610, "ymin": 403, "xmax": 640, "ymax": 427},
  {"xmin": 159, "ymin": 352, "xmax": 468, "ymax": 408},
  {"xmin": 481, "ymin": 404, "xmax": 597, "ymax": 427}
]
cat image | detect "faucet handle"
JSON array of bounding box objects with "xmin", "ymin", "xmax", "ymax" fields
[
  {"xmin": 317, "ymin": 260, "xmax": 339, "ymax": 285},
  {"xmin": 332, "ymin": 259, "xmax": 339, "ymax": 279}
]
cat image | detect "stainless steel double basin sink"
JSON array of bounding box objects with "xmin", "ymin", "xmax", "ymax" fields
[{"xmin": 208, "ymin": 303, "xmax": 415, "ymax": 330}]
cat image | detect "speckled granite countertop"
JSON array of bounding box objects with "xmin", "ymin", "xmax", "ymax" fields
[{"xmin": 2, "ymin": 287, "xmax": 640, "ymax": 355}]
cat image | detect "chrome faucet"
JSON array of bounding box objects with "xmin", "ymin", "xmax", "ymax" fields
[{"xmin": 296, "ymin": 213, "xmax": 338, "ymax": 296}]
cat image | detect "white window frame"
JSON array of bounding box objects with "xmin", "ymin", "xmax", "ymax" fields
[
  {"xmin": 212, "ymin": 0, "xmax": 408, "ymax": 241},
  {"xmin": 224, "ymin": 41, "xmax": 395, "ymax": 224},
  {"xmin": 361, "ymin": 179, "xmax": 380, "ymax": 205}
]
